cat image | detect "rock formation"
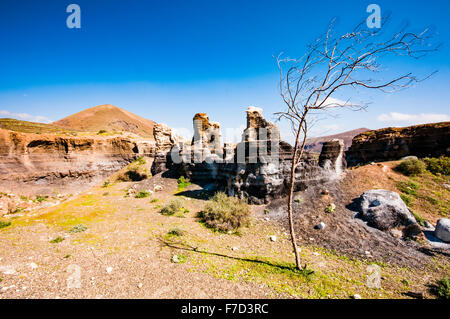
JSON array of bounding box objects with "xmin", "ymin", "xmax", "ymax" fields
[
  {"xmin": 168, "ymin": 107, "xmax": 346, "ymax": 204},
  {"xmin": 0, "ymin": 129, "xmax": 145, "ymax": 194},
  {"xmin": 346, "ymin": 122, "xmax": 450, "ymax": 166},
  {"xmin": 0, "ymin": 122, "xmax": 180, "ymax": 194},
  {"xmin": 352, "ymin": 189, "xmax": 422, "ymax": 238}
]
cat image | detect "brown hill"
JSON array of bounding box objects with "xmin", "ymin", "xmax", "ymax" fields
[
  {"xmin": 53, "ymin": 104, "xmax": 156, "ymax": 139},
  {"xmin": 305, "ymin": 128, "xmax": 370, "ymax": 153}
]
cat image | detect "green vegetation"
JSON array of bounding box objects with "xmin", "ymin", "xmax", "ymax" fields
[
  {"xmin": 0, "ymin": 221, "xmax": 11, "ymax": 229},
  {"xmin": 167, "ymin": 228, "xmax": 185, "ymax": 237},
  {"xmin": 325, "ymin": 204, "xmax": 336, "ymax": 214},
  {"xmin": 102, "ymin": 180, "xmax": 111, "ymax": 188},
  {"xmin": 411, "ymin": 211, "xmax": 426, "ymax": 227},
  {"xmin": 172, "ymin": 254, "xmax": 187, "ymax": 264},
  {"xmin": 397, "ymin": 181, "xmax": 419, "ymax": 196},
  {"xmin": 150, "ymin": 198, "xmax": 159, "ymax": 203},
  {"xmin": 395, "ymin": 158, "xmax": 426, "ymax": 176},
  {"xmin": 116, "ymin": 157, "xmax": 149, "ymax": 182},
  {"xmin": 423, "ymin": 156, "xmax": 450, "ymax": 176},
  {"xmin": 0, "ymin": 118, "xmax": 78, "ymax": 135},
  {"xmin": 199, "ymin": 192, "xmax": 250, "ymax": 232},
  {"xmin": 135, "ymin": 191, "xmax": 151, "ymax": 199},
  {"xmin": 36, "ymin": 195, "xmax": 47, "ymax": 203},
  {"xmin": 50, "ymin": 236, "xmax": 65, "ymax": 244},
  {"xmin": 97, "ymin": 129, "xmax": 108, "ymax": 135},
  {"xmin": 160, "ymin": 198, "xmax": 185, "ymax": 216},
  {"xmin": 177, "ymin": 176, "xmax": 191, "ymax": 191},
  {"xmin": 294, "ymin": 197, "xmax": 303, "ymax": 204},
  {"xmin": 69, "ymin": 224, "xmax": 88, "ymax": 233},
  {"xmin": 134, "ymin": 156, "xmax": 146, "ymax": 165},
  {"xmin": 400, "ymin": 194, "xmax": 413, "ymax": 207},
  {"xmin": 429, "ymin": 278, "xmax": 450, "ymax": 299}
]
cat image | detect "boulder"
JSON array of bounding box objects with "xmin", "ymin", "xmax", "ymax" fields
[
  {"xmin": 435, "ymin": 218, "xmax": 450, "ymax": 242},
  {"xmin": 353, "ymin": 189, "xmax": 421, "ymax": 237}
]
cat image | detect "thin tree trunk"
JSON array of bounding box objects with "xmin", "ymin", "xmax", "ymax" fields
[{"xmin": 287, "ymin": 119, "xmax": 304, "ymax": 271}]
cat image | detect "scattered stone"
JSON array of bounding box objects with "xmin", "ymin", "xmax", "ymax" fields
[
  {"xmin": 443, "ymin": 184, "xmax": 450, "ymax": 190},
  {"xmin": 29, "ymin": 262, "xmax": 38, "ymax": 269},
  {"xmin": 231, "ymin": 247, "xmax": 239, "ymax": 251},
  {"xmin": 0, "ymin": 265, "xmax": 16, "ymax": 275},
  {"xmin": 138, "ymin": 283, "xmax": 143, "ymax": 289},
  {"xmin": 171, "ymin": 255, "xmax": 181, "ymax": 263},
  {"xmin": 400, "ymin": 156, "xmax": 419, "ymax": 161},
  {"xmin": 313, "ymin": 252, "xmax": 320, "ymax": 256},
  {"xmin": 321, "ymin": 189, "xmax": 329, "ymax": 195},
  {"xmin": 315, "ymin": 222, "xmax": 326, "ymax": 230},
  {"xmin": 435, "ymin": 218, "xmax": 450, "ymax": 242},
  {"xmin": 106, "ymin": 267, "xmax": 113, "ymax": 273},
  {"xmin": 269, "ymin": 235, "xmax": 277, "ymax": 242},
  {"xmin": 390, "ymin": 229, "xmax": 403, "ymax": 238},
  {"xmin": 353, "ymin": 294, "xmax": 362, "ymax": 299},
  {"xmin": 154, "ymin": 185, "xmax": 163, "ymax": 192}
]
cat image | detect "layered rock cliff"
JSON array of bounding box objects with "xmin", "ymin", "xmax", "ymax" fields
[
  {"xmin": 346, "ymin": 122, "xmax": 450, "ymax": 166},
  {"xmin": 0, "ymin": 122, "xmax": 178, "ymax": 195}
]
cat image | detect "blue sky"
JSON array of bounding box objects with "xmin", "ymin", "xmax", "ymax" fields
[{"xmin": 0, "ymin": 0, "xmax": 449, "ymax": 142}]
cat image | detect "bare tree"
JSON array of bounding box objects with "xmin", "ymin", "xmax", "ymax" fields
[{"xmin": 275, "ymin": 16, "xmax": 439, "ymax": 271}]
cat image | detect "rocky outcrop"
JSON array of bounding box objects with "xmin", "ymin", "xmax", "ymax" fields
[
  {"xmin": 352, "ymin": 189, "xmax": 421, "ymax": 238},
  {"xmin": 0, "ymin": 123, "xmax": 183, "ymax": 195},
  {"xmin": 435, "ymin": 218, "xmax": 450, "ymax": 242},
  {"xmin": 0, "ymin": 129, "xmax": 145, "ymax": 194},
  {"xmin": 169, "ymin": 107, "xmax": 346, "ymax": 204},
  {"xmin": 154, "ymin": 123, "xmax": 179, "ymax": 153},
  {"xmin": 346, "ymin": 122, "xmax": 450, "ymax": 166},
  {"xmin": 192, "ymin": 113, "xmax": 221, "ymax": 152}
]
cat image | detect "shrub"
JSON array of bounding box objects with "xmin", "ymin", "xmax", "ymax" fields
[
  {"xmin": 411, "ymin": 211, "xmax": 426, "ymax": 227},
  {"xmin": 102, "ymin": 180, "xmax": 111, "ymax": 188},
  {"xmin": 423, "ymin": 156, "xmax": 450, "ymax": 176},
  {"xmin": 199, "ymin": 192, "xmax": 250, "ymax": 232},
  {"xmin": 429, "ymin": 278, "xmax": 450, "ymax": 299},
  {"xmin": 36, "ymin": 195, "xmax": 47, "ymax": 203},
  {"xmin": 0, "ymin": 221, "xmax": 11, "ymax": 229},
  {"xmin": 177, "ymin": 176, "xmax": 191, "ymax": 191},
  {"xmin": 395, "ymin": 159, "xmax": 426, "ymax": 176},
  {"xmin": 97, "ymin": 129, "xmax": 107, "ymax": 135},
  {"xmin": 150, "ymin": 198, "xmax": 159, "ymax": 203},
  {"xmin": 135, "ymin": 156, "xmax": 146, "ymax": 165},
  {"xmin": 168, "ymin": 228, "xmax": 185, "ymax": 237},
  {"xmin": 135, "ymin": 191, "xmax": 151, "ymax": 199},
  {"xmin": 50, "ymin": 236, "xmax": 64, "ymax": 244},
  {"xmin": 160, "ymin": 199, "xmax": 184, "ymax": 216},
  {"xmin": 69, "ymin": 224, "xmax": 88, "ymax": 233}
]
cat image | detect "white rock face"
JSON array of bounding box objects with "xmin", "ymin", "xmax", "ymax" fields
[
  {"xmin": 355, "ymin": 190, "xmax": 419, "ymax": 232},
  {"xmin": 435, "ymin": 218, "xmax": 450, "ymax": 242},
  {"xmin": 246, "ymin": 106, "xmax": 263, "ymax": 115}
]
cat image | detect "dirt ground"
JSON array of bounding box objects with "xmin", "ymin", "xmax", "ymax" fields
[
  {"xmin": 0, "ymin": 163, "xmax": 448, "ymax": 299},
  {"xmin": 267, "ymin": 162, "xmax": 449, "ymax": 268}
]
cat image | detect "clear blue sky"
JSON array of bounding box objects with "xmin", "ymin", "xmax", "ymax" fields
[{"xmin": 0, "ymin": 0, "xmax": 449, "ymax": 142}]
